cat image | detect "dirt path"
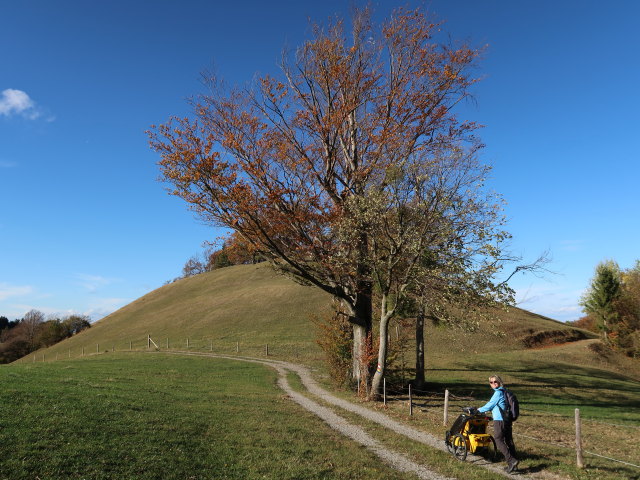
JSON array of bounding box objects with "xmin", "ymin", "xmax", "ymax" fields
[{"xmin": 166, "ymin": 351, "xmax": 534, "ymax": 480}]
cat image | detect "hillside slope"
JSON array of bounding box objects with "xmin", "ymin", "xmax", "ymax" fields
[
  {"xmin": 24, "ymin": 263, "xmax": 616, "ymax": 374},
  {"xmin": 26, "ymin": 263, "xmax": 332, "ymax": 363}
]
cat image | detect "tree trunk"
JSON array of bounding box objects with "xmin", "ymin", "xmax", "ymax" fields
[
  {"xmin": 351, "ymin": 290, "xmax": 373, "ymax": 387},
  {"xmin": 352, "ymin": 324, "xmax": 366, "ymax": 387},
  {"xmin": 602, "ymin": 315, "xmax": 610, "ymax": 344},
  {"xmin": 370, "ymin": 306, "xmax": 391, "ymax": 399},
  {"xmin": 414, "ymin": 308, "xmax": 426, "ymax": 390}
]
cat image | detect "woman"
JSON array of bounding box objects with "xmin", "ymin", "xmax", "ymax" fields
[{"xmin": 477, "ymin": 375, "xmax": 519, "ymax": 473}]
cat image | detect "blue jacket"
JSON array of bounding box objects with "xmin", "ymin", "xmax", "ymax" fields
[{"xmin": 478, "ymin": 386, "xmax": 507, "ymax": 421}]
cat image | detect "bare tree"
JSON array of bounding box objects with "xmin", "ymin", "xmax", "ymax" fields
[{"xmin": 22, "ymin": 309, "xmax": 45, "ymax": 350}]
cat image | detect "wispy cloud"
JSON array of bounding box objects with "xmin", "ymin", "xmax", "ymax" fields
[
  {"xmin": 514, "ymin": 284, "xmax": 584, "ymax": 322},
  {"xmin": 0, "ymin": 88, "xmax": 49, "ymax": 120},
  {"xmin": 10, "ymin": 298, "xmax": 128, "ymax": 322},
  {"xmin": 0, "ymin": 283, "xmax": 33, "ymax": 301},
  {"xmin": 558, "ymin": 240, "xmax": 585, "ymax": 252},
  {"xmin": 75, "ymin": 274, "xmax": 120, "ymax": 293},
  {"xmin": 86, "ymin": 297, "xmax": 130, "ymax": 320},
  {"xmin": 0, "ymin": 160, "xmax": 17, "ymax": 168}
]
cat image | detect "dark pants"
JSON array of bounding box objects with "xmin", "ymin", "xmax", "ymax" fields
[{"xmin": 493, "ymin": 420, "xmax": 517, "ymax": 463}]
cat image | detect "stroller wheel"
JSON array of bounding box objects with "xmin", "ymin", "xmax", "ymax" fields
[
  {"xmin": 451, "ymin": 434, "xmax": 468, "ymax": 461},
  {"xmin": 445, "ymin": 430, "xmax": 454, "ymax": 453}
]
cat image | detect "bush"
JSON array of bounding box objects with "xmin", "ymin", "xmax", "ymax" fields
[{"xmin": 314, "ymin": 309, "xmax": 353, "ymax": 388}]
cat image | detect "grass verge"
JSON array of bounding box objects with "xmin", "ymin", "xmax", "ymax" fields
[{"xmin": 354, "ymin": 345, "xmax": 640, "ymax": 480}]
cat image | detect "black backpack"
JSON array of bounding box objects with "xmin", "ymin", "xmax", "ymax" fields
[{"xmin": 500, "ymin": 388, "xmax": 519, "ymax": 422}]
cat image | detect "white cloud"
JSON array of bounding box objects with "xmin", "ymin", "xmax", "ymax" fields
[
  {"xmin": 0, "ymin": 283, "xmax": 33, "ymax": 301},
  {"xmin": 0, "ymin": 88, "xmax": 41, "ymax": 119},
  {"xmin": 86, "ymin": 297, "xmax": 130, "ymax": 320}
]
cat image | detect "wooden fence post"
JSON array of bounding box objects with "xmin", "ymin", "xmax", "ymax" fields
[
  {"xmin": 129, "ymin": 341, "xmax": 132, "ymax": 351},
  {"xmin": 236, "ymin": 342, "xmax": 239, "ymax": 353},
  {"xmin": 383, "ymin": 378, "xmax": 387, "ymax": 406},
  {"xmin": 147, "ymin": 335, "xmax": 151, "ymax": 349},
  {"xmin": 82, "ymin": 347, "xmax": 85, "ymax": 356},
  {"xmin": 96, "ymin": 344, "xmax": 99, "ymax": 353},
  {"xmin": 167, "ymin": 338, "xmax": 169, "ymax": 349},
  {"xmin": 575, "ymin": 408, "xmax": 585, "ymax": 468},
  {"xmin": 265, "ymin": 344, "xmax": 269, "ymax": 356},
  {"xmin": 187, "ymin": 338, "xmax": 190, "ymax": 348},
  {"xmin": 444, "ymin": 389, "xmax": 450, "ymax": 426},
  {"xmin": 409, "ymin": 384, "xmax": 413, "ymax": 416}
]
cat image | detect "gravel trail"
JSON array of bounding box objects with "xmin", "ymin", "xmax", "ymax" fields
[{"xmin": 166, "ymin": 351, "xmax": 533, "ymax": 480}]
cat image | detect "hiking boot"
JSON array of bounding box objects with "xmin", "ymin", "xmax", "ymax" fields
[{"xmin": 505, "ymin": 459, "xmax": 519, "ymax": 473}]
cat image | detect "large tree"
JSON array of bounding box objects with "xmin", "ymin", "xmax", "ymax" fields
[{"xmin": 150, "ymin": 7, "xmax": 514, "ymax": 395}]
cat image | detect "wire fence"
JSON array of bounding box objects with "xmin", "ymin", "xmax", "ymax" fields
[
  {"xmin": 32, "ymin": 336, "xmax": 313, "ymax": 363},
  {"xmin": 379, "ymin": 381, "xmax": 639, "ymax": 471},
  {"xmin": 31, "ymin": 334, "xmax": 640, "ymax": 472}
]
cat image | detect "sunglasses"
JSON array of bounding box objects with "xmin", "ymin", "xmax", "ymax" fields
[{"xmin": 490, "ymin": 381, "xmax": 499, "ymax": 384}]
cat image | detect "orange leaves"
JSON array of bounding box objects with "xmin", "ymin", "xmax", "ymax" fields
[{"xmin": 148, "ymin": 5, "xmax": 491, "ymax": 314}]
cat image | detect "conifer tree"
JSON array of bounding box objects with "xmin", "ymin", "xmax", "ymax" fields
[{"xmin": 580, "ymin": 260, "xmax": 621, "ymax": 344}]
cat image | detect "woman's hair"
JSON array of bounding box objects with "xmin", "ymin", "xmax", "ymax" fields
[{"xmin": 489, "ymin": 375, "xmax": 504, "ymax": 386}]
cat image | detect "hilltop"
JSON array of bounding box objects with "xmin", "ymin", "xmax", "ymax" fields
[
  {"xmin": 22, "ymin": 262, "xmax": 637, "ymax": 383},
  {"xmin": 24, "ymin": 263, "xmax": 331, "ymax": 364}
]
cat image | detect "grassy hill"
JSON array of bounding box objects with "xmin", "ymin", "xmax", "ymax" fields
[
  {"xmin": 7, "ymin": 263, "xmax": 640, "ymax": 479},
  {"xmin": 22, "ymin": 263, "xmax": 333, "ymax": 364},
  {"xmin": 21, "ymin": 262, "xmax": 630, "ymax": 378}
]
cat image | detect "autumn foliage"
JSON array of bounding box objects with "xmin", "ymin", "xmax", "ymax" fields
[
  {"xmin": 314, "ymin": 307, "xmax": 353, "ymax": 388},
  {"xmin": 149, "ymin": 7, "xmax": 514, "ymax": 396},
  {"xmin": 180, "ymin": 232, "xmax": 263, "ymax": 280}
]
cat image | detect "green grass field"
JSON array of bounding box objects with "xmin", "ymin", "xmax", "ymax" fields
[
  {"xmin": 0, "ymin": 354, "xmax": 419, "ymax": 480},
  {"xmin": 5, "ymin": 264, "xmax": 639, "ymax": 479}
]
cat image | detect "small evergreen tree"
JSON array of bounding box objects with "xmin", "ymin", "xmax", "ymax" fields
[{"xmin": 580, "ymin": 260, "xmax": 621, "ymax": 345}]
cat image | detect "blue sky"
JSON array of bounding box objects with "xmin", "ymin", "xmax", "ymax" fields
[{"xmin": 1, "ymin": 1, "xmax": 638, "ymax": 322}]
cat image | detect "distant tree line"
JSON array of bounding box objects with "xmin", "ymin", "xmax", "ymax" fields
[
  {"xmin": 0, "ymin": 310, "xmax": 91, "ymax": 363},
  {"xmin": 173, "ymin": 233, "xmax": 265, "ymax": 282},
  {"xmin": 569, "ymin": 259, "xmax": 640, "ymax": 358}
]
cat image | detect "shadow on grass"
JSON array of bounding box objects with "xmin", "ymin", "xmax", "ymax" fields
[
  {"xmin": 386, "ymin": 358, "xmax": 640, "ymax": 417},
  {"xmin": 511, "ymin": 450, "xmax": 554, "ymax": 475}
]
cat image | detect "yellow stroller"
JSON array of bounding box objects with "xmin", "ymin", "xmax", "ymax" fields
[{"xmin": 445, "ymin": 407, "xmax": 498, "ymax": 461}]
